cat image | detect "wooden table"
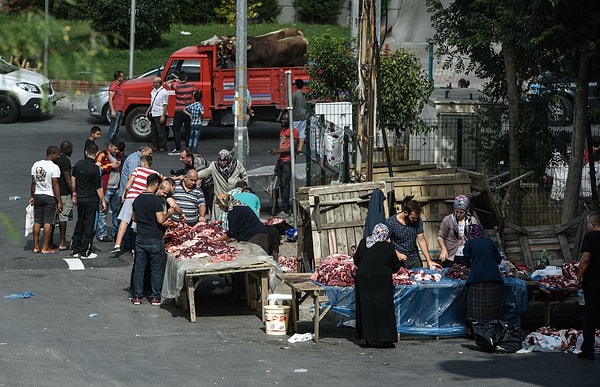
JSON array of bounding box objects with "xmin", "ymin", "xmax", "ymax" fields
[
  {"xmin": 180, "ymin": 263, "xmax": 272, "ymax": 323},
  {"xmin": 528, "ymin": 283, "xmax": 577, "ymax": 326},
  {"xmin": 277, "ymin": 272, "xmax": 332, "ymax": 343}
]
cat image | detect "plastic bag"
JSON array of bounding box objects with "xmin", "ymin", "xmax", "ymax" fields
[
  {"xmin": 468, "ymin": 319, "xmax": 522, "ymax": 353},
  {"xmin": 25, "ymin": 204, "xmax": 34, "ymax": 237}
]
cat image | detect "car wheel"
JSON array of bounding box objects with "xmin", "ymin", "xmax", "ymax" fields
[
  {"xmin": 548, "ymin": 94, "xmax": 573, "ymax": 126},
  {"xmin": 125, "ymin": 106, "xmax": 152, "ymax": 141},
  {"xmin": 102, "ymin": 103, "xmax": 111, "ymax": 125},
  {"xmin": 0, "ymin": 95, "xmax": 20, "ymax": 123}
]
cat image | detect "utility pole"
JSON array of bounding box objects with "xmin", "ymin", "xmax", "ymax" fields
[
  {"xmin": 128, "ymin": 0, "xmax": 137, "ymax": 79},
  {"xmin": 234, "ymin": 0, "xmax": 249, "ymax": 166}
]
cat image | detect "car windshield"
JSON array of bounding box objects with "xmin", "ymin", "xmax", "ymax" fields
[{"xmin": 0, "ymin": 57, "xmax": 19, "ymax": 74}]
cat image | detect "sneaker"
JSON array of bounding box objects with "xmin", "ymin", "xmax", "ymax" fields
[
  {"xmin": 71, "ymin": 251, "xmax": 79, "ymax": 258},
  {"xmin": 97, "ymin": 235, "xmax": 113, "ymax": 242},
  {"xmin": 132, "ymin": 297, "xmax": 142, "ymax": 305},
  {"xmin": 150, "ymin": 298, "xmax": 161, "ymax": 306},
  {"xmin": 110, "ymin": 246, "xmax": 121, "ymax": 255},
  {"xmin": 168, "ymin": 149, "xmax": 181, "ymax": 155},
  {"xmin": 80, "ymin": 252, "xmax": 98, "ymax": 259}
]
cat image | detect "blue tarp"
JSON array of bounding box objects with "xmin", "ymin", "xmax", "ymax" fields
[{"xmin": 315, "ymin": 272, "xmax": 528, "ymax": 337}]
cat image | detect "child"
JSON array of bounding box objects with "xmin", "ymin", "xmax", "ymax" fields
[
  {"xmin": 184, "ymin": 91, "xmax": 204, "ymax": 154},
  {"xmin": 85, "ymin": 126, "xmax": 102, "ymax": 157}
]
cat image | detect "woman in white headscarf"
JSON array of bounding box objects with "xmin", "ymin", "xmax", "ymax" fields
[{"xmin": 353, "ymin": 223, "xmax": 402, "ymax": 348}]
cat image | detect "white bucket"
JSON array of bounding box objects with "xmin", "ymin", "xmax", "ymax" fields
[
  {"xmin": 267, "ymin": 293, "xmax": 293, "ymax": 306},
  {"xmin": 264, "ymin": 305, "xmax": 290, "ymax": 335}
]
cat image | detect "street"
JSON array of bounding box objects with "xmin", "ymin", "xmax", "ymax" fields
[{"xmin": 0, "ymin": 105, "xmax": 598, "ymax": 386}]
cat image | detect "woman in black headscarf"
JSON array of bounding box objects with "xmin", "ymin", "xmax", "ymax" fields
[{"xmin": 354, "ymin": 223, "xmax": 402, "ymax": 348}]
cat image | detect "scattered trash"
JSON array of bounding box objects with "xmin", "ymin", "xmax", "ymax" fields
[
  {"xmin": 294, "ymin": 369, "xmax": 308, "ymax": 373},
  {"xmin": 180, "ymin": 31, "xmax": 191, "ymax": 35},
  {"xmin": 287, "ymin": 333, "xmax": 313, "ymax": 343},
  {"xmin": 88, "ymin": 313, "xmax": 98, "ymax": 317},
  {"xmin": 286, "ymin": 228, "xmax": 298, "ymax": 242},
  {"xmin": 280, "ymin": 346, "xmax": 290, "ymax": 350},
  {"xmin": 4, "ymin": 291, "xmax": 34, "ymax": 299},
  {"xmin": 9, "ymin": 196, "xmax": 21, "ymax": 200}
]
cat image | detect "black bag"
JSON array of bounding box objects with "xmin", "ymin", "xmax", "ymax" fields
[{"xmin": 468, "ymin": 319, "xmax": 521, "ymax": 353}]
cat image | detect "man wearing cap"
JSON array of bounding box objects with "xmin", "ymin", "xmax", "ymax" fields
[
  {"xmin": 196, "ymin": 149, "xmax": 248, "ymax": 221},
  {"xmin": 437, "ymin": 194, "xmax": 478, "ymax": 267}
]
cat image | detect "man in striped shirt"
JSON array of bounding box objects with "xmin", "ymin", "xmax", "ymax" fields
[
  {"xmin": 170, "ymin": 169, "xmax": 206, "ymax": 226},
  {"xmin": 111, "ymin": 155, "xmax": 162, "ymax": 255},
  {"xmin": 167, "ymin": 72, "xmax": 194, "ymax": 155}
]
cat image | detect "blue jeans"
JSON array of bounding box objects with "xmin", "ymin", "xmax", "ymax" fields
[
  {"xmin": 187, "ymin": 124, "xmax": 201, "ymax": 153},
  {"xmin": 132, "ymin": 238, "xmax": 165, "ymax": 299},
  {"xmin": 96, "ymin": 187, "xmax": 120, "ymax": 238},
  {"xmin": 107, "ymin": 111, "xmax": 122, "ymax": 144}
]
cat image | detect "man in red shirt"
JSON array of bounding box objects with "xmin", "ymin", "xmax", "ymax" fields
[
  {"xmin": 107, "ymin": 70, "xmax": 125, "ymax": 144},
  {"xmin": 269, "ymin": 112, "xmax": 299, "ymax": 217}
]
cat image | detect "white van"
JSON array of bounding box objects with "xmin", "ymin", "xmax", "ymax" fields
[{"xmin": 0, "ymin": 56, "xmax": 57, "ymax": 123}]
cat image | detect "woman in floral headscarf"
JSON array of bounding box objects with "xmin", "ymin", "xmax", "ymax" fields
[
  {"xmin": 438, "ymin": 194, "xmax": 478, "ymax": 267},
  {"xmin": 353, "ymin": 223, "xmax": 402, "ymax": 348},
  {"xmin": 463, "ymin": 224, "xmax": 504, "ymax": 322}
]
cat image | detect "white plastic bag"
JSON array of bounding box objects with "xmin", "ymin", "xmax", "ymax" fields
[{"xmin": 25, "ymin": 204, "xmax": 34, "ymax": 237}]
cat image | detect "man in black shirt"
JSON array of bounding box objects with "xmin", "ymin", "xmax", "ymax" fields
[
  {"xmin": 71, "ymin": 143, "xmax": 106, "ymax": 259},
  {"xmin": 131, "ymin": 174, "xmax": 174, "ymax": 305},
  {"xmin": 54, "ymin": 140, "xmax": 74, "ymax": 250}
]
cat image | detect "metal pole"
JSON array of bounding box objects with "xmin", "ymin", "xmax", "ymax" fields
[
  {"xmin": 128, "ymin": 0, "xmax": 136, "ymax": 79},
  {"xmin": 234, "ymin": 0, "xmax": 249, "ymax": 166},
  {"xmin": 43, "ymin": 0, "xmax": 49, "ymax": 77},
  {"xmin": 286, "ymin": 70, "xmax": 297, "ymax": 228}
]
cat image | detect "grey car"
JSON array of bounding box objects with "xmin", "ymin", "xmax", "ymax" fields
[{"xmin": 88, "ymin": 66, "xmax": 162, "ymax": 124}]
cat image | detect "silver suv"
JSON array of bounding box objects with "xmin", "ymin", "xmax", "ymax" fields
[{"xmin": 0, "ymin": 56, "xmax": 57, "ymax": 123}]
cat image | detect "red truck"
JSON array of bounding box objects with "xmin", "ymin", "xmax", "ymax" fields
[{"xmin": 118, "ymin": 43, "xmax": 308, "ymax": 140}]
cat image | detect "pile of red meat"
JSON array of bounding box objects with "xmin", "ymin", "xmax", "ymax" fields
[
  {"xmin": 163, "ymin": 222, "xmax": 239, "ymax": 261},
  {"xmin": 392, "ymin": 267, "xmax": 416, "ymax": 285},
  {"xmin": 310, "ymin": 253, "xmax": 356, "ymax": 286},
  {"xmin": 538, "ymin": 261, "xmax": 579, "ymax": 289},
  {"xmin": 277, "ymin": 255, "xmax": 298, "ymax": 272},
  {"xmin": 445, "ymin": 264, "xmax": 470, "ymax": 280}
]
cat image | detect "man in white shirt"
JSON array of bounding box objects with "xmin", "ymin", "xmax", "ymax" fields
[
  {"xmin": 146, "ymin": 77, "xmax": 169, "ymax": 152},
  {"xmin": 30, "ymin": 146, "xmax": 62, "ymax": 254}
]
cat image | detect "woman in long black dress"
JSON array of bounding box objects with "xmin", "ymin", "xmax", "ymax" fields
[{"xmin": 354, "ymin": 223, "xmax": 402, "ymax": 348}]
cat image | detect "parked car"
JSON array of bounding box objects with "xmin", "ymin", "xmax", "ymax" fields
[
  {"xmin": 88, "ymin": 66, "xmax": 162, "ymax": 124},
  {"xmin": 0, "ymin": 56, "xmax": 57, "ymax": 123}
]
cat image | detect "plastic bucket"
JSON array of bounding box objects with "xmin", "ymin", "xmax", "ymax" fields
[
  {"xmin": 267, "ymin": 293, "xmax": 293, "ymax": 306},
  {"xmin": 264, "ymin": 305, "xmax": 290, "ymax": 335}
]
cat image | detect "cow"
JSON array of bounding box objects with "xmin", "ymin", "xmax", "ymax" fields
[
  {"xmin": 247, "ymin": 28, "xmax": 304, "ymax": 44},
  {"xmin": 246, "ymin": 36, "xmax": 309, "ymax": 68}
]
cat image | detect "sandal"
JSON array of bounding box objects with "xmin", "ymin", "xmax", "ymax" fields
[
  {"xmin": 58, "ymin": 246, "xmax": 68, "ymax": 251},
  {"xmin": 41, "ymin": 250, "xmax": 57, "ymax": 254},
  {"xmin": 33, "ymin": 249, "xmax": 41, "ymax": 253}
]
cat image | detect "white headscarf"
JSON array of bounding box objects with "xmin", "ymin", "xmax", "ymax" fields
[{"xmin": 366, "ymin": 223, "xmax": 389, "ymax": 248}]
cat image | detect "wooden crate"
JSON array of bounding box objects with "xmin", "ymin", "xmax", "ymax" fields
[
  {"xmin": 381, "ymin": 171, "xmax": 472, "ymax": 262},
  {"xmin": 298, "ymin": 182, "xmax": 387, "ymax": 268}
]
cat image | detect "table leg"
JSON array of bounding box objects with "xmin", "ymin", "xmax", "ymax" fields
[
  {"xmin": 261, "ymin": 270, "xmax": 268, "ymax": 322},
  {"xmin": 186, "ymin": 275, "xmax": 197, "ymax": 323},
  {"xmin": 313, "ymin": 290, "xmax": 320, "ymax": 343},
  {"xmin": 291, "ymin": 289, "xmax": 299, "ymax": 332},
  {"xmin": 244, "ymin": 272, "xmax": 251, "ymax": 308}
]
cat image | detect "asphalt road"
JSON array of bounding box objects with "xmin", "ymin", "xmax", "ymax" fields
[{"xmin": 0, "ymin": 106, "xmax": 599, "ymax": 386}]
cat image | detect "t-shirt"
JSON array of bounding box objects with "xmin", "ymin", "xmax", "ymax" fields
[
  {"xmin": 133, "ymin": 192, "xmax": 164, "ymax": 241},
  {"xmin": 126, "ymin": 167, "xmax": 162, "ymax": 200},
  {"xmin": 109, "ymin": 81, "xmax": 125, "ymax": 111},
  {"xmin": 233, "ymin": 192, "xmax": 260, "ymax": 218},
  {"xmin": 171, "ymin": 181, "xmax": 205, "ymax": 225},
  {"xmin": 72, "ymin": 157, "xmax": 101, "ymax": 203},
  {"xmin": 54, "ymin": 155, "xmax": 71, "ymax": 195},
  {"xmin": 171, "ymin": 81, "xmax": 195, "ymax": 111},
  {"xmin": 292, "ymin": 89, "xmax": 307, "ymax": 121},
  {"xmin": 31, "ymin": 159, "xmax": 61, "ymax": 197},
  {"xmin": 580, "ymin": 230, "xmax": 600, "ymax": 290},
  {"xmin": 385, "ymin": 214, "xmax": 424, "ymax": 264},
  {"xmin": 278, "ymin": 127, "xmax": 300, "ymax": 163}
]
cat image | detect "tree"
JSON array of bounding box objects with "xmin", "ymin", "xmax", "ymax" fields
[
  {"xmin": 88, "ymin": 0, "xmax": 176, "ymax": 49},
  {"xmin": 294, "ymin": 0, "xmax": 344, "ymax": 24}
]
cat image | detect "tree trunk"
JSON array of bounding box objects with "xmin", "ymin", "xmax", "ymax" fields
[
  {"xmin": 561, "ymin": 52, "xmax": 591, "ymax": 223},
  {"xmin": 502, "ymin": 43, "xmax": 520, "ymax": 178}
]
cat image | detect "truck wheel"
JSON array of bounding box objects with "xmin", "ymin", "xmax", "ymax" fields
[
  {"xmin": 0, "ymin": 95, "xmax": 20, "ymax": 123},
  {"xmin": 548, "ymin": 94, "xmax": 573, "ymax": 126},
  {"xmin": 126, "ymin": 106, "xmax": 152, "ymax": 140}
]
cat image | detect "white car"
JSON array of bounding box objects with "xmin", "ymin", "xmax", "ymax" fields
[{"xmin": 0, "ymin": 56, "xmax": 57, "ymax": 123}]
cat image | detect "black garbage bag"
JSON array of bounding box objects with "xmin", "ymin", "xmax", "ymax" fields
[{"xmin": 467, "ymin": 319, "xmax": 522, "ymax": 353}]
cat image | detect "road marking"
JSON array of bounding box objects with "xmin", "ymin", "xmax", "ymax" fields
[{"xmin": 63, "ymin": 258, "xmax": 85, "ymax": 270}]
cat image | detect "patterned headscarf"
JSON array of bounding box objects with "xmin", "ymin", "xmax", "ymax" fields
[
  {"xmin": 366, "ymin": 223, "xmax": 390, "ymax": 248},
  {"xmin": 215, "ymin": 193, "xmax": 245, "ymax": 212},
  {"xmin": 216, "ymin": 149, "xmax": 238, "ymax": 180},
  {"xmin": 454, "ymin": 194, "xmax": 470, "ymax": 211},
  {"xmin": 465, "ymin": 224, "xmax": 484, "ymax": 240}
]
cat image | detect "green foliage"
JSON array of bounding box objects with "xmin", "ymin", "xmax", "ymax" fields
[
  {"xmin": 306, "ymin": 33, "xmax": 356, "ymax": 101},
  {"xmin": 176, "ymin": 0, "xmax": 220, "ymax": 24},
  {"xmin": 252, "ymin": 0, "xmax": 283, "ymax": 23},
  {"xmin": 0, "ymin": 12, "xmax": 108, "ymax": 83},
  {"xmin": 88, "ymin": 0, "xmax": 177, "ymax": 49},
  {"xmin": 294, "ymin": 0, "xmax": 344, "ymax": 24},
  {"xmin": 215, "ymin": 0, "xmax": 261, "ymax": 25},
  {"xmin": 379, "ymin": 49, "xmax": 434, "ymax": 133},
  {"xmin": 49, "ymin": 0, "xmax": 90, "ymax": 20}
]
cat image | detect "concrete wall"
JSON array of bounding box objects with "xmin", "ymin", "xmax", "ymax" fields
[{"xmin": 277, "ymin": 0, "xmax": 352, "ymax": 26}]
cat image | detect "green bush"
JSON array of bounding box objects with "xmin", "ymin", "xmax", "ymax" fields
[
  {"xmin": 176, "ymin": 0, "xmax": 220, "ymax": 24},
  {"xmin": 295, "ymin": 0, "xmax": 344, "ymax": 24},
  {"xmin": 88, "ymin": 0, "xmax": 177, "ymax": 49},
  {"xmin": 252, "ymin": 0, "xmax": 283, "ymax": 23}
]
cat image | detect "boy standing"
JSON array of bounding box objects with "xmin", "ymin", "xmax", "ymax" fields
[
  {"xmin": 84, "ymin": 126, "xmax": 102, "ymax": 158},
  {"xmin": 184, "ymin": 90, "xmax": 204, "ymax": 154}
]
